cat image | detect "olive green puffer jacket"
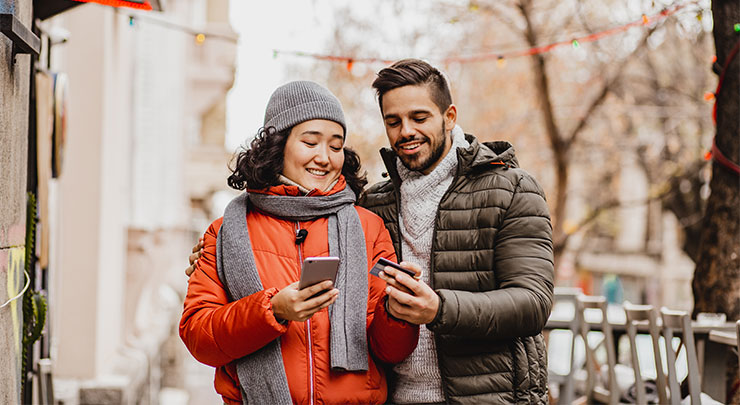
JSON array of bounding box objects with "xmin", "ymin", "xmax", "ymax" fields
[{"xmin": 359, "ymin": 134, "xmax": 554, "ymax": 404}]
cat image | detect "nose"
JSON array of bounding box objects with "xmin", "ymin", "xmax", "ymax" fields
[
  {"xmin": 313, "ymin": 145, "xmax": 330, "ymax": 165},
  {"xmin": 400, "ymin": 119, "xmax": 415, "ymax": 138}
]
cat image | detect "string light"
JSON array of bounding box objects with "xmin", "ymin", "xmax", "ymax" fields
[
  {"xmin": 496, "ymin": 55, "xmax": 506, "ymax": 68},
  {"xmin": 116, "ymin": 9, "xmax": 238, "ymax": 44},
  {"xmin": 273, "ymin": 1, "xmax": 695, "ymax": 66},
  {"xmin": 703, "ymin": 92, "xmax": 715, "ymax": 101},
  {"xmin": 705, "ymin": 30, "xmax": 740, "ymax": 176},
  {"xmin": 346, "ymin": 59, "xmax": 354, "ymax": 72}
]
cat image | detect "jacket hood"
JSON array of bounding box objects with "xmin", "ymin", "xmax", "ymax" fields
[
  {"xmin": 379, "ymin": 133, "xmax": 519, "ymax": 180},
  {"xmin": 459, "ymin": 134, "xmax": 519, "ymax": 170}
]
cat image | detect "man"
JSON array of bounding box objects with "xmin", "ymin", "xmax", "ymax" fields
[{"xmin": 187, "ymin": 59, "xmax": 554, "ymax": 404}]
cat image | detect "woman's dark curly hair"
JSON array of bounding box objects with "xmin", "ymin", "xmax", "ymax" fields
[{"xmin": 228, "ymin": 126, "xmax": 368, "ymax": 198}]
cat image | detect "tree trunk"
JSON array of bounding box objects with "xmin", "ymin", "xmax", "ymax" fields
[
  {"xmin": 692, "ymin": 1, "xmax": 740, "ymax": 402},
  {"xmin": 517, "ymin": 0, "xmax": 569, "ymax": 266}
]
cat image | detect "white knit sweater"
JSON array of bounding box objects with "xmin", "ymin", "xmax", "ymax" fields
[{"xmin": 392, "ymin": 126, "xmax": 469, "ymax": 404}]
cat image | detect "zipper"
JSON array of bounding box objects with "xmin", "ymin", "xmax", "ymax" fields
[
  {"xmin": 427, "ymin": 155, "xmax": 462, "ymax": 404},
  {"xmin": 392, "ymin": 183, "xmax": 403, "ymax": 261},
  {"xmin": 307, "ymin": 318, "xmax": 314, "ymax": 405},
  {"xmin": 295, "ymin": 221, "xmax": 315, "ymax": 405},
  {"xmin": 380, "ymin": 149, "xmax": 405, "ymax": 261}
]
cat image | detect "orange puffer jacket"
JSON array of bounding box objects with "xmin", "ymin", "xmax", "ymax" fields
[{"xmin": 179, "ymin": 179, "xmax": 419, "ymax": 405}]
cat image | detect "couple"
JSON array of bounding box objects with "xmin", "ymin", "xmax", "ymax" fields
[{"xmin": 179, "ymin": 59, "xmax": 554, "ymax": 404}]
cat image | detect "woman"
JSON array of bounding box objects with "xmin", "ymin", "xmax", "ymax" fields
[{"xmin": 179, "ymin": 81, "xmax": 419, "ymax": 405}]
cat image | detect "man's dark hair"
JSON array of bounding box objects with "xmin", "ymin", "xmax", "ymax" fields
[
  {"xmin": 372, "ymin": 58, "xmax": 452, "ymax": 114},
  {"xmin": 227, "ymin": 126, "xmax": 367, "ymax": 198}
]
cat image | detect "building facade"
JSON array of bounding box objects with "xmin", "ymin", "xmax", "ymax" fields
[
  {"xmin": 1, "ymin": 0, "xmax": 34, "ymax": 402},
  {"xmin": 1, "ymin": 0, "xmax": 236, "ymax": 403},
  {"xmin": 44, "ymin": 2, "xmax": 236, "ymax": 403}
]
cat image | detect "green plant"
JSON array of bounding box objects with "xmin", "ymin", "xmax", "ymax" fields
[{"xmin": 21, "ymin": 192, "xmax": 47, "ymax": 393}]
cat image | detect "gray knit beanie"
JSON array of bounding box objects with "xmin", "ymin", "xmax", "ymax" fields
[{"xmin": 263, "ymin": 81, "xmax": 347, "ymax": 136}]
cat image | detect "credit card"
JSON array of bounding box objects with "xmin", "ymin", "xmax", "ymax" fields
[{"xmin": 370, "ymin": 257, "xmax": 416, "ymax": 278}]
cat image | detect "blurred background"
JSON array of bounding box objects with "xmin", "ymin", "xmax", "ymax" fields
[{"xmin": 1, "ymin": 0, "xmax": 737, "ymax": 403}]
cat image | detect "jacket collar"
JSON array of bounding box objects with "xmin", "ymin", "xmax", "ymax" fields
[
  {"xmin": 379, "ymin": 133, "xmax": 519, "ymax": 182},
  {"xmin": 249, "ymin": 175, "xmax": 347, "ymax": 197}
]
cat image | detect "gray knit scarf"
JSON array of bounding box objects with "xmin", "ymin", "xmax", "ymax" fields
[{"xmin": 216, "ymin": 185, "xmax": 369, "ymax": 405}]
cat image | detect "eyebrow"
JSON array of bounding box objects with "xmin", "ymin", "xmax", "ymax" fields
[
  {"xmin": 300, "ymin": 131, "xmax": 344, "ymax": 141},
  {"xmin": 383, "ymin": 109, "xmax": 432, "ymax": 119}
]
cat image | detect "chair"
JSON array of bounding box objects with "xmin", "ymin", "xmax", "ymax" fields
[
  {"xmin": 576, "ymin": 295, "xmax": 619, "ymax": 405},
  {"xmin": 623, "ymin": 302, "xmax": 668, "ymax": 404},
  {"xmin": 548, "ymin": 287, "xmax": 583, "ymax": 404},
  {"xmin": 660, "ymin": 308, "xmax": 702, "ymax": 405}
]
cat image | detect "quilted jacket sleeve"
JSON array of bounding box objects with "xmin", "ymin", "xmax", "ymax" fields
[
  {"xmin": 428, "ymin": 172, "xmax": 554, "ymax": 339},
  {"xmin": 179, "ymin": 218, "xmax": 289, "ymax": 367}
]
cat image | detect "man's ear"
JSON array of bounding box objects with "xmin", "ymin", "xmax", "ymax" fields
[{"xmin": 444, "ymin": 104, "xmax": 457, "ymax": 131}]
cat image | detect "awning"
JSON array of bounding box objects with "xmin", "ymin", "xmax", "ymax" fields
[
  {"xmin": 72, "ymin": 0, "xmax": 153, "ymax": 11},
  {"xmin": 34, "ymin": 0, "xmax": 161, "ymax": 21}
]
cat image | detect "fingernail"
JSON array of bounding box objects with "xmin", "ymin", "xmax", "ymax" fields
[
  {"xmin": 385, "ymin": 287, "xmax": 390, "ymax": 294},
  {"xmin": 379, "ymin": 271, "xmax": 384, "ymax": 277}
]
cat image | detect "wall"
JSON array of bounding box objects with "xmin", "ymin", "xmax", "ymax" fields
[
  {"xmin": 52, "ymin": 5, "xmax": 110, "ymax": 379},
  {"xmin": 42, "ymin": 1, "xmax": 237, "ymax": 403},
  {"xmin": 0, "ymin": 0, "xmax": 32, "ymax": 402}
]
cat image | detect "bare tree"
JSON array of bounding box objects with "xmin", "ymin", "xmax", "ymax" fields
[
  {"xmin": 692, "ymin": 1, "xmax": 740, "ymax": 401},
  {"xmin": 294, "ymin": 0, "xmax": 717, "ymax": 276}
]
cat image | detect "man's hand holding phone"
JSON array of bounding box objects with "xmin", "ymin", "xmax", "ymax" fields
[
  {"xmin": 270, "ymin": 280, "xmax": 339, "ymax": 323},
  {"xmin": 376, "ymin": 260, "xmax": 440, "ymax": 325}
]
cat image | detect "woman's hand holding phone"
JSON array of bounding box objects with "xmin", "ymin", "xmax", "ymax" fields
[{"xmin": 270, "ymin": 281, "xmax": 339, "ymax": 322}]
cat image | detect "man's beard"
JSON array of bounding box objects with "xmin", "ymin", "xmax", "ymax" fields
[{"xmin": 396, "ymin": 122, "xmax": 449, "ymax": 173}]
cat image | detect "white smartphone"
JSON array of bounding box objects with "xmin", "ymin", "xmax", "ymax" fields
[{"xmin": 298, "ymin": 256, "xmax": 340, "ymax": 290}]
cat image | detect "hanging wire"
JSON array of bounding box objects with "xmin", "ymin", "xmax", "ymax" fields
[
  {"xmin": 0, "ymin": 270, "xmax": 30, "ymax": 309},
  {"xmin": 273, "ymin": 0, "xmax": 701, "ymax": 66},
  {"xmin": 115, "ymin": 8, "xmax": 239, "ymax": 44}
]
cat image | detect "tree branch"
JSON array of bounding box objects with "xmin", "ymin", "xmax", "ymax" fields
[
  {"xmin": 471, "ymin": 1, "xmax": 524, "ymax": 40},
  {"xmin": 553, "ymin": 184, "xmax": 679, "ymax": 254},
  {"xmin": 563, "ymin": 25, "xmax": 658, "ymax": 149},
  {"xmin": 517, "ymin": 0, "xmax": 565, "ymax": 154}
]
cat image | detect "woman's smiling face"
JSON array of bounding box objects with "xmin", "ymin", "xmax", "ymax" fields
[{"xmin": 282, "ymin": 119, "xmax": 345, "ymax": 191}]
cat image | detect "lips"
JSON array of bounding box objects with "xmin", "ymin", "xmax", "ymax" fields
[
  {"xmin": 306, "ymin": 168, "xmax": 329, "ymax": 176},
  {"xmin": 396, "ymin": 140, "xmax": 426, "ymax": 155}
]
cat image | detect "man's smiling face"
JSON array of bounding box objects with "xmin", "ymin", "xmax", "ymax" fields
[{"xmin": 381, "ymin": 84, "xmax": 456, "ymax": 174}]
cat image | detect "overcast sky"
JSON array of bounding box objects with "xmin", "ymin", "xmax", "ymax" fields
[{"xmin": 225, "ymin": 0, "xmax": 338, "ymax": 151}]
